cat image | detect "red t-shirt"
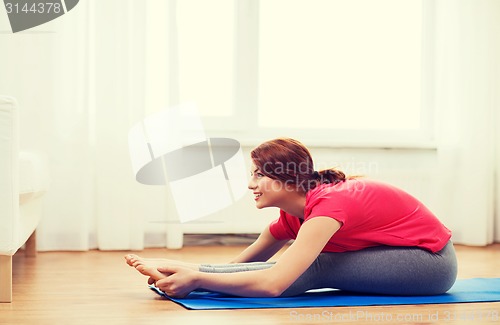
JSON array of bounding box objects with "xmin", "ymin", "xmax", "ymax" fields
[{"xmin": 269, "ymin": 179, "xmax": 451, "ymax": 253}]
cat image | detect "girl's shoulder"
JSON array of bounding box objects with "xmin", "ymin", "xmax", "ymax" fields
[
  {"xmin": 307, "ymin": 178, "xmax": 371, "ymax": 197},
  {"xmin": 306, "ymin": 178, "xmax": 402, "ymax": 205}
]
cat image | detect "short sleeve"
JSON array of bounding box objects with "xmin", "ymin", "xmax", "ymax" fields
[
  {"xmin": 304, "ymin": 185, "xmax": 348, "ymax": 225},
  {"xmin": 268, "ymin": 210, "xmax": 298, "ymax": 240}
]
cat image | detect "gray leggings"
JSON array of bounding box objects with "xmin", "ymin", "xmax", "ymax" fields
[{"xmin": 199, "ymin": 241, "xmax": 457, "ymax": 297}]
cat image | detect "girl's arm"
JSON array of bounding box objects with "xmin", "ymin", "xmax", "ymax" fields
[
  {"xmin": 229, "ymin": 225, "xmax": 290, "ymax": 263},
  {"xmin": 156, "ymin": 217, "xmax": 341, "ymax": 297}
]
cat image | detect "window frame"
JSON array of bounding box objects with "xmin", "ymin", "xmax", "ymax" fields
[{"xmin": 195, "ymin": 0, "xmax": 436, "ymax": 149}]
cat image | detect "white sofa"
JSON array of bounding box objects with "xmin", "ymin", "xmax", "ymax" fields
[{"xmin": 0, "ymin": 95, "xmax": 49, "ymax": 303}]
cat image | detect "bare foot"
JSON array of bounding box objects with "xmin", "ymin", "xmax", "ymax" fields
[
  {"xmin": 135, "ymin": 264, "xmax": 168, "ymax": 282},
  {"xmin": 124, "ymin": 254, "xmax": 199, "ymax": 271}
]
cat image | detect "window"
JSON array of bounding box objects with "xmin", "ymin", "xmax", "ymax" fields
[
  {"xmin": 259, "ymin": 0, "xmax": 422, "ymax": 130},
  {"xmin": 170, "ymin": 0, "xmax": 433, "ymax": 147},
  {"xmin": 177, "ymin": 0, "xmax": 234, "ymax": 117}
]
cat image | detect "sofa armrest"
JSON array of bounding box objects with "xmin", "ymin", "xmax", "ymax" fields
[{"xmin": 0, "ymin": 95, "xmax": 20, "ymax": 256}]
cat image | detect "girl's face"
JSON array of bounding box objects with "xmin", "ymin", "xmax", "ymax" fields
[{"xmin": 248, "ymin": 164, "xmax": 291, "ymax": 209}]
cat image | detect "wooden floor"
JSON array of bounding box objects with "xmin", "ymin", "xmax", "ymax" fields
[{"xmin": 1, "ymin": 243, "xmax": 500, "ymax": 325}]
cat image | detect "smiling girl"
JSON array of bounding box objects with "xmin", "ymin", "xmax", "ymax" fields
[{"xmin": 125, "ymin": 138, "xmax": 457, "ymax": 298}]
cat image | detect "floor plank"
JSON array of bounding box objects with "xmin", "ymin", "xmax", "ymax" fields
[{"xmin": 1, "ymin": 243, "xmax": 499, "ymax": 324}]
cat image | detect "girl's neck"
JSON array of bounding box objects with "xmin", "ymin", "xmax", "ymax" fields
[{"xmin": 279, "ymin": 192, "xmax": 306, "ymax": 219}]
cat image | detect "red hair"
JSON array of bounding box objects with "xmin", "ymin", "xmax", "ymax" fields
[{"xmin": 250, "ymin": 138, "xmax": 346, "ymax": 192}]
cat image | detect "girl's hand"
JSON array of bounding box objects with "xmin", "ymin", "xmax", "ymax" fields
[{"xmin": 154, "ymin": 266, "xmax": 200, "ymax": 298}]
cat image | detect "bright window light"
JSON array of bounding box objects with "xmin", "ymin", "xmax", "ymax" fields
[
  {"xmin": 258, "ymin": 0, "xmax": 422, "ymax": 130},
  {"xmin": 177, "ymin": 0, "xmax": 234, "ymax": 117}
]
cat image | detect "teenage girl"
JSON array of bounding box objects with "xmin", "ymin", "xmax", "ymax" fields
[{"xmin": 125, "ymin": 138, "xmax": 457, "ymax": 298}]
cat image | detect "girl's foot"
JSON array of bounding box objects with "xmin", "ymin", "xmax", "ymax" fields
[{"xmin": 124, "ymin": 254, "xmax": 199, "ymax": 271}]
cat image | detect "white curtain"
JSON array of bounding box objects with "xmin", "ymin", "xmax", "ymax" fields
[
  {"xmin": 433, "ymin": 0, "xmax": 500, "ymax": 245},
  {"xmin": 1, "ymin": 0, "xmax": 172, "ymax": 250},
  {"xmin": 1, "ymin": 0, "xmax": 499, "ymax": 251}
]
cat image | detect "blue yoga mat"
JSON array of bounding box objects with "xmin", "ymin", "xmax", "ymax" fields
[{"xmin": 150, "ymin": 278, "xmax": 500, "ymax": 310}]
